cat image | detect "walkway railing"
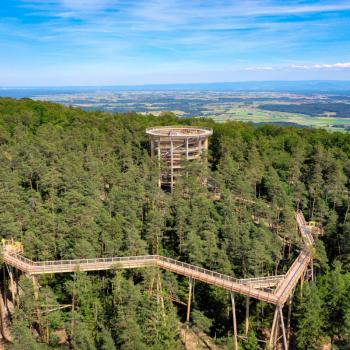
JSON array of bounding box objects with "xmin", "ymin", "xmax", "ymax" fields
[
  {"xmin": 3, "ymin": 251, "xmax": 283, "ymax": 288},
  {"xmin": 296, "ymin": 211, "xmax": 314, "ymax": 245},
  {"xmin": 2, "ymin": 210, "xmax": 318, "ymax": 306}
]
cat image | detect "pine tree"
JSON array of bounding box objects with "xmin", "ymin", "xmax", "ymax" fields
[{"xmin": 295, "ymin": 283, "xmax": 325, "ymax": 349}]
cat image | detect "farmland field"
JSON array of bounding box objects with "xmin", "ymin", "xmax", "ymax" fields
[
  {"xmin": 208, "ymin": 106, "xmax": 350, "ymax": 131},
  {"xmin": 1, "ymin": 88, "xmax": 350, "ymax": 131}
]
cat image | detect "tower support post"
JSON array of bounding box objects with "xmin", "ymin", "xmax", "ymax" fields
[
  {"xmin": 2, "ymin": 268, "xmax": 7, "ymax": 308},
  {"xmin": 186, "ymin": 277, "xmax": 193, "ymax": 323},
  {"xmin": 157, "ymin": 139, "xmax": 161, "ymax": 187},
  {"xmin": 32, "ymin": 276, "xmax": 44, "ymax": 340},
  {"xmin": 229, "ymin": 291, "xmax": 238, "ymax": 350},
  {"xmin": 15, "ymin": 269, "xmax": 20, "ymax": 307},
  {"xmin": 286, "ymin": 293, "xmax": 293, "ymax": 343},
  {"xmin": 8, "ymin": 267, "xmax": 15, "ymax": 307},
  {"xmin": 245, "ymin": 296, "xmax": 250, "ymax": 336},
  {"xmin": 279, "ymin": 306, "xmax": 288, "ymax": 350},
  {"xmin": 300, "ymin": 271, "xmax": 305, "ymax": 298},
  {"xmin": 170, "ymin": 139, "xmax": 174, "ymax": 190},
  {"xmin": 186, "ymin": 138, "xmax": 189, "ymax": 160},
  {"xmin": 269, "ymin": 307, "xmax": 279, "ymax": 349}
]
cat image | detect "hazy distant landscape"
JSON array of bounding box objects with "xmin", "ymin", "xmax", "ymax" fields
[{"xmin": 2, "ymin": 82, "xmax": 350, "ymax": 132}]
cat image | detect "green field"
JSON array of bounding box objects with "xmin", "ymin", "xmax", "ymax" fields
[{"xmin": 207, "ymin": 106, "xmax": 350, "ymax": 131}]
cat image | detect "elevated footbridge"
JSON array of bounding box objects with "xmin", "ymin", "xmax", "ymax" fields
[
  {"xmin": 0, "ymin": 209, "xmax": 320, "ymax": 349},
  {"xmin": 2, "ymin": 210, "xmax": 316, "ymax": 306},
  {"xmin": 2, "ymin": 248, "xmax": 283, "ymax": 304}
]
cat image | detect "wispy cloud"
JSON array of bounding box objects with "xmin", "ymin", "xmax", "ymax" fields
[
  {"xmin": 314, "ymin": 62, "xmax": 350, "ymax": 69},
  {"xmin": 291, "ymin": 65, "xmax": 311, "ymax": 69},
  {"xmin": 292, "ymin": 62, "xmax": 350, "ymax": 69},
  {"xmin": 245, "ymin": 66, "xmax": 274, "ymax": 71},
  {"xmin": 2, "ymin": 1, "xmax": 350, "ymax": 85}
]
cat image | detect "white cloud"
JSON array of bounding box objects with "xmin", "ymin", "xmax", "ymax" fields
[
  {"xmin": 291, "ymin": 62, "xmax": 350, "ymax": 69},
  {"xmin": 291, "ymin": 64, "xmax": 310, "ymax": 69},
  {"xmin": 314, "ymin": 62, "xmax": 350, "ymax": 69},
  {"xmin": 245, "ymin": 66, "xmax": 273, "ymax": 71},
  {"xmin": 244, "ymin": 62, "xmax": 350, "ymax": 71}
]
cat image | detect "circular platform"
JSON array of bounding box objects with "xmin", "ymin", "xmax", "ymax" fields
[{"xmin": 146, "ymin": 126, "xmax": 213, "ymax": 138}]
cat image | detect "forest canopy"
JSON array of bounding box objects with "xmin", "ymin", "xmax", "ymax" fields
[{"xmin": 0, "ymin": 97, "xmax": 350, "ymax": 349}]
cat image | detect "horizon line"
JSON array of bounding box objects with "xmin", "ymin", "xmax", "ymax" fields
[{"xmin": 2, "ymin": 79, "xmax": 350, "ymax": 89}]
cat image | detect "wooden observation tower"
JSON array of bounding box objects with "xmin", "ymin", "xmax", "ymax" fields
[{"xmin": 146, "ymin": 126, "xmax": 212, "ymax": 190}]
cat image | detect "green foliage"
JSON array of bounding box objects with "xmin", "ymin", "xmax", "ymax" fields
[
  {"xmin": 295, "ymin": 283, "xmax": 325, "ymax": 349},
  {"xmin": 1, "ymin": 98, "xmax": 350, "ymax": 348},
  {"xmin": 242, "ymin": 331, "xmax": 259, "ymax": 350},
  {"xmin": 192, "ymin": 309, "xmax": 213, "ymax": 333},
  {"xmin": 11, "ymin": 310, "xmax": 48, "ymax": 350}
]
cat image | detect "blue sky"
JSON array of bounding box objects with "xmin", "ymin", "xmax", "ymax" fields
[{"xmin": 1, "ymin": 0, "xmax": 350, "ymax": 86}]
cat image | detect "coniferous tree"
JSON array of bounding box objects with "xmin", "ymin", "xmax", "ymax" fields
[{"xmin": 295, "ymin": 283, "xmax": 325, "ymax": 350}]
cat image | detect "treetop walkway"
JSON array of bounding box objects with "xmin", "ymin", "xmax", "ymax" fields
[
  {"xmin": 2, "ymin": 210, "xmax": 315, "ymax": 306},
  {"xmin": 3, "ymin": 248, "xmax": 284, "ymax": 304},
  {"xmin": 0, "ymin": 209, "xmax": 320, "ymax": 349}
]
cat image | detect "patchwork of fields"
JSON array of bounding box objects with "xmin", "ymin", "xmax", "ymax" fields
[
  {"xmin": 208, "ymin": 106, "xmax": 350, "ymax": 131},
  {"xmin": 2, "ymin": 89, "xmax": 350, "ymax": 132}
]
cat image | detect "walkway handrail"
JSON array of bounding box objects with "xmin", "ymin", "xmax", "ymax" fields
[
  {"xmin": 4, "ymin": 252, "xmax": 283, "ymax": 287},
  {"xmin": 32, "ymin": 254, "xmax": 157, "ymax": 266},
  {"xmin": 1, "ymin": 209, "xmax": 319, "ymax": 306},
  {"xmin": 157, "ymin": 256, "xmax": 284, "ymax": 286}
]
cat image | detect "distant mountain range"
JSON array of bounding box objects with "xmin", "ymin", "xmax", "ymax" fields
[{"xmin": 1, "ymin": 80, "xmax": 350, "ymax": 98}]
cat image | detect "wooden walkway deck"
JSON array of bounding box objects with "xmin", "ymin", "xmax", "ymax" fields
[
  {"xmin": 296, "ymin": 211, "xmax": 314, "ymax": 245},
  {"xmin": 2, "ymin": 251, "xmax": 283, "ymax": 304},
  {"xmin": 274, "ymin": 248, "xmax": 311, "ymax": 304},
  {"xmin": 2, "ymin": 211, "xmax": 316, "ymax": 306}
]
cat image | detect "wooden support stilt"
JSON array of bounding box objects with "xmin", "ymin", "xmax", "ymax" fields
[
  {"xmin": 186, "ymin": 277, "xmax": 193, "ymax": 323},
  {"xmin": 2, "ymin": 268, "xmax": 7, "ymax": 308},
  {"xmin": 156, "ymin": 273, "xmax": 160, "ymax": 305},
  {"xmin": 279, "ymin": 306, "xmax": 288, "ymax": 350},
  {"xmin": 230, "ymin": 291, "xmax": 238, "ymax": 350},
  {"xmin": 0, "ymin": 292, "xmax": 12, "ymax": 342},
  {"xmin": 151, "ymin": 138, "xmax": 154, "ymax": 158},
  {"xmin": 245, "ymin": 296, "xmax": 250, "ymax": 336},
  {"xmin": 186, "ymin": 138, "xmax": 189, "ymax": 161},
  {"xmin": 300, "ymin": 272, "xmax": 305, "ymax": 298},
  {"xmin": 32, "ymin": 276, "xmax": 44, "ymax": 340},
  {"xmin": 157, "ymin": 140, "xmax": 161, "ymax": 188},
  {"xmin": 32, "ymin": 276, "xmax": 39, "ymax": 300},
  {"xmin": 170, "ymin": 139, "xmax": 174, "ymax": 190},
  {"xmin": 15, "ymin": 269, "xmax": 20, "ymax": 307},
  {"xmin": 156, "ymin": 272, "xmax": 165, "ymax": 313},
  {"xmin": 71, "ymin": 273, "xmax": 76, "ymax": 339},
  {"xmin": 148, "ymin": 276, "xmax": 155, "ymax": 294},
  {"xmin": 269, "ymin": 307, "xmax": 278, "ymax": 349},
  {"xmin": 274, "ymin": 315, "xmax": 279, "ymax": 348},
  {"xmin": 185, "ymin": 138, "xmax": 189, "ymax": 179},
  {"xmin": 8, "ymin": 267, "xmax": 15, "ymax": 308},
  {"xmin": 286, "ymin": 294, "xmax": 293, "ymax": 343}
]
